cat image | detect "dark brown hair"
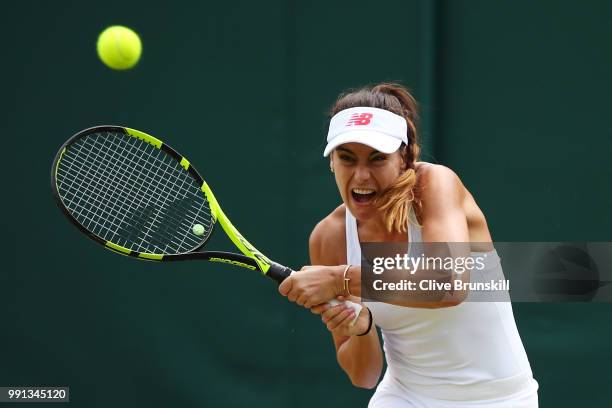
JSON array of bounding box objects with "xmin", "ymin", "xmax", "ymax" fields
[{"xmin": 330, "ymin": 83, "xmax": 420, "ymax": 233}]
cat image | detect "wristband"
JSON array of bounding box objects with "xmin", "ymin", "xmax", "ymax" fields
[{"xmin": 357, "ymin": 307, "xmax": 373, "ymax": 336}]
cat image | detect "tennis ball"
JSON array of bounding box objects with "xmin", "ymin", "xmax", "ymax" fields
[
  {"xmin": 96, "ymin": 25, "xmax": 142, "ymax": 70},
  {"xmin": 192, "ymin": 224, "xmax": 205, "ymax": 236}
]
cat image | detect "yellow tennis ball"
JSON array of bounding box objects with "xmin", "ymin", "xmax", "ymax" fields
[
  {"xmin": 96, "ymin": 26, "xmax": 142, "ymax": 70},
  {"xmin": 192, "ymin": 224, "xmax": 205, "ymax": 236}
]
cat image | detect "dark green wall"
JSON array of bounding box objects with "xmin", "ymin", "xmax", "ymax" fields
[
  {"xmin": 435, "ymin": 2, "xmax": 612, "ymax": 406},
  {"xmin": 5, "ymin": 0, "xmax": 611, "ymax": 407}
]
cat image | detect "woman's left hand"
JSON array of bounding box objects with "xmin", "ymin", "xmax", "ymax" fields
[
  {"xmin": 312, "ymin": 296, "xmax": 371, "ymax": 337},
  {"xmin": 278, "ymin": 265, "xmax": 343, "ymax": 308}
]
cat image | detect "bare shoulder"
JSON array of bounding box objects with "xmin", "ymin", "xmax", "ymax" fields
[
  {"xmin": 309, "ymin": 204, "xmax": 346, "ymax": 265},
  {"xmin": 415, "ymin": 162, "xmax": 464, "ymax": 201},
  {"xmin": 416, "ymin": 162, "xmax": 462, "ymax": 186}
]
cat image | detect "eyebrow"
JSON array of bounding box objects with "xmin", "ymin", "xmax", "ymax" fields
[{"xmin": 336, "ymin": 147, "xmax": 383, "ymax": 158}]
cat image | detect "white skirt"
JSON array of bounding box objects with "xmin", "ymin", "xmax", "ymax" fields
[{"xmin": 369, "ymin": 371, "xmax": 539, "ymax": 408}]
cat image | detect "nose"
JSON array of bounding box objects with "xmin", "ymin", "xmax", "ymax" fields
[{"xmin": 354, "ymin": 164, "xmax": 371, "ymax": 184}]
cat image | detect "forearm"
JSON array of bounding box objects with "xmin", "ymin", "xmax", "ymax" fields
[{"xmin": 335, "ymin": 325, "xmax": 382, "ymax": 389}]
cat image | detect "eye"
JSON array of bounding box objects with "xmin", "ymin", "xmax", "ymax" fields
[
  {"xmin": 339, "ymin": 154, "xmax": 356, "ymax": 162},
  {"xmin": 372, "ymin": 155, "xmax": 387, "ymax": 162}
]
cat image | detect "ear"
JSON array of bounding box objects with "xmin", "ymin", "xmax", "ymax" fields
[{"xmin": 399, "ymin": 147, "xmax": 408, "ymax": 172}]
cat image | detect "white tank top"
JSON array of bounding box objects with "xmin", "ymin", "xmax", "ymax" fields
[{"xmin": 345, "ymin": 208, "xmax": 538, "ymax": 401}]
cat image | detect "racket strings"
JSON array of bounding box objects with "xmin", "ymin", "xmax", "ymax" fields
[
  {"xmin": 59, "ymin": 134, "xmax": 202, "ymax": 253},
  {"xmin": 59, "ymin": 132, "xmax": 209, "ymax": 253},
  {"xmin": 56, "ymin": 130, "xmax": 212, "ymax": 254},
  {"xmin": 60, "ymin": 136, "xmax": 180, "ymax": 239},
  {"xmin": 61, "ymin": 133, "xmax": 209, "ymax": 252}
]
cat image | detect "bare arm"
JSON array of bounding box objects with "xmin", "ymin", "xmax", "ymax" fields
[
  {"xmin": 279, "ymin": 165, "xmax": 472, "ymax": 312},
  {"xmin": 419, "ymin": 165, "xmax": 469, "ymax": 243},
  {"xmin": 344, "ymin": 165, "xmax": 471, "ymax": 307},
  {"xmin": 417, "ymin": 165, "xmax": 471, "ymax": 305},
  {"xmin": 309, "ymin": 220, "xmax": 383, "ymax": 389},
  {"xmin": 280, "ymin": 167, "xmax": 472, "ymax": 308}
]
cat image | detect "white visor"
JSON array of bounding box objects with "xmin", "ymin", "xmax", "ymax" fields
[{"xmin": 323, "ymin": 107, "xmax": 408, "ymax": 157}]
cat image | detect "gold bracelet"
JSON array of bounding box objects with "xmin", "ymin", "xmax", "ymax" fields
[{"xmin": 342, "ymin": 264, "xmax": 352, "ymax": 297}]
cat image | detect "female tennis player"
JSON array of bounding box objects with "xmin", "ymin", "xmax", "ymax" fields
[{"xmin": 279, "ymin": 83, "xmax": 539, "ymax": 407}]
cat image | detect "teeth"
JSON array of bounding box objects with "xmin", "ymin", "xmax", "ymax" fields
[{"xmin": 352, "ymin": 188, "xmax": 375, "ymax": 195}]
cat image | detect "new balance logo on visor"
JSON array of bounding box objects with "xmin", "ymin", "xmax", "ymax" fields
[{"xmin": 346, "ymin": 112, "xmax": 373, "ymax": 126}]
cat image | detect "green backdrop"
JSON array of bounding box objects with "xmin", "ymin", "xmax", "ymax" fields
[{"xmin": 5, "ymin": 0, "xmax": 611, "ymax": 406}]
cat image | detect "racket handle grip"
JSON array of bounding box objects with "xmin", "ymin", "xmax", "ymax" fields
[{"xmin": 267, "ymin": 262, "xmax": 294, "ymax": 284}]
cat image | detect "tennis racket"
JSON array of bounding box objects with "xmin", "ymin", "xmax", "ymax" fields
[{"xmin": 51, "ymin": 126, "xmax": 361, "ymax": 319}]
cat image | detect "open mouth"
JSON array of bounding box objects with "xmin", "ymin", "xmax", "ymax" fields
[{"xmin": 351, "ymin": 188, "xmax": 377, "ymax": 204}]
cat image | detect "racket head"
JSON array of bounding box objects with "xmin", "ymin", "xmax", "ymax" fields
[{"xmin": 51, "ymin": 126, "xmax": 215, "ymax": 260}]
